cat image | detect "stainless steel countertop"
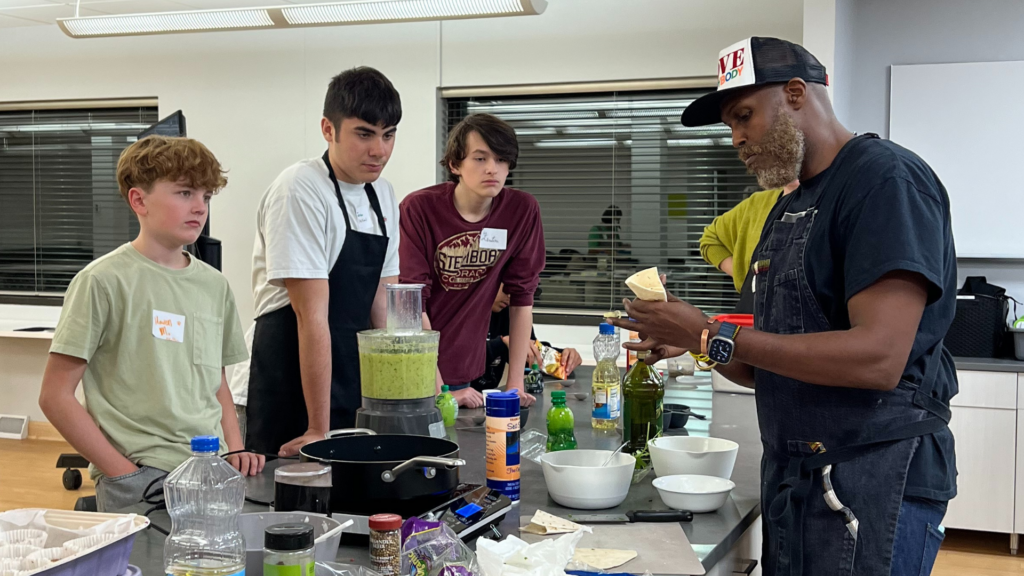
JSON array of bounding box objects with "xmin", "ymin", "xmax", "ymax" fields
[{"xmin": 126, "ymin": 367, "xmax": 762, "ymax": 575}]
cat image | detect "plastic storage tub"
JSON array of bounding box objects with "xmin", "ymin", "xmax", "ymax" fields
[
  {"xmin": 4, "ymin": 509, "xmax": 149, "ymax": 576},
  {"xmin": 237, "ymin": 512, "xmax": 346, "ymax": 576}
]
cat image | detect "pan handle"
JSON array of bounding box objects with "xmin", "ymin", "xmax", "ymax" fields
[
  {"xmin": 325, "ymin": 428, "xmax": 377, "ymax": 439},
  {"xmin": 381, "ymin": 456, "xmax": 467, "ymax": 483}
]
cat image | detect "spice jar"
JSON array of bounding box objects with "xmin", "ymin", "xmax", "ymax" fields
[
  {"xmin": 368, "ymin": 513, "xmax": 403, "ymax": 576},
  {"xmin": 264, "ymin": 522, "xmax": 315, "ymax": 576}
]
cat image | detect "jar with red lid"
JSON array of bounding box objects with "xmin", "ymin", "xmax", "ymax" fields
[{"xmin": 368, "ymin": 513, "xmax": 403, "ymax": 576}]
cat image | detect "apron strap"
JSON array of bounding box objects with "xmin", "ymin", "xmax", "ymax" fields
[
  {"xmin": 363, "ymin": 182, "xmax": 388, "ymax": 237},
  {"xmin": 768, "ymin": 415, "xmax": 948, "ymax": 576},
  {"xmin": 321, "ymin": 151, "xmax": 389, "ymax": 238},
  {"xmin": 322, "ymin": 150, "xmax": 353, "ymax": 233}
]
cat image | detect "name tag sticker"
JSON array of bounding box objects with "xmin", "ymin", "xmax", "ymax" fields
[
  {"xmin": 153, "ymin": 310, "xmax": 185, "ymax": 343},
  {"xmin": 480, "ymin": 228, "xmax": 508, "ymax": 250},
  {"xmin": 355, "ymin": 211, "xmax": 370, "ymax": 224}
]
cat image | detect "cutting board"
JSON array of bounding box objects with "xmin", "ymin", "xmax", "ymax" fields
[{"xmin": 519, "ymin": 517, "xmax": 705, "ymax": 576}]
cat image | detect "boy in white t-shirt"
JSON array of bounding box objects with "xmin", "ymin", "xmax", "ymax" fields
[{"xmin": 246, "ymin": 67, "xmax": 403, "ymax": 456}]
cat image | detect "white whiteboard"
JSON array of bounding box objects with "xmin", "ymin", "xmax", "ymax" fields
[{"xmin": 890, "ymin": 61, "xmax": 1024, "ymax": 258}]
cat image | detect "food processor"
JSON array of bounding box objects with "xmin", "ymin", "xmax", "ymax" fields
[{"xmin": 355, "ymin": 284, "xmax": 444, "ymax": 437}]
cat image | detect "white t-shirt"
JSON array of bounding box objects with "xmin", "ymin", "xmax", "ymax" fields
[
  {"xmin": 228, "ymin": 323, "xmax": 255, "ymax": 406},
  {"xmin": 251, "ymin": 157, "xmax": 400, "ymax": 319}
]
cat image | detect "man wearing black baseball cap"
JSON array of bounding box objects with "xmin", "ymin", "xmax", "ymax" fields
[{"xmin": 611, "ymin": 37, "xmax": 957, "ymax": 575}]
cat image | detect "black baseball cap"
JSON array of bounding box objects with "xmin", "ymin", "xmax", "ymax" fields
[{"xmin": 680, "ymin": 37, "xmax": 828, "ymax": 127}]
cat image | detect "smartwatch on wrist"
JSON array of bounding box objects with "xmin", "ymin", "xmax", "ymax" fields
[{"xmin": 707, "ymin": 322, "xmax": 741, "ymax": 365}]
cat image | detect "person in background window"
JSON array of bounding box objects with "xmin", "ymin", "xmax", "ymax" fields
[
  {"xmin": 699, "ymin": 180, "xmax": 799, "ymax": 311},
  {"xmin": 400, "ymin": 114, "xmax": 545, "ymax": 409},
  {"xmin": 472, "ymin": 284, "xmax": 583, "ymax": 391},
  {"xmin": 588, "ymin": 205, "xmax": 630, "ymax": 256}
]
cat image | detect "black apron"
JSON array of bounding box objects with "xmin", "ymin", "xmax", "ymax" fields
[
  {"xmin": 246, "ymin": 151, "xmax": 389, "ymax": 454},
  {"xmin": 752, "ymin": 174, "xmax": 951, "ymax": 575}
]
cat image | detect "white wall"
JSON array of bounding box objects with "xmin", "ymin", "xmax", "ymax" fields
[
  {"xmin": 0, "ymin": 0, "xmax": 804, "ymax": 420},
  {"xmin": 833, "ymin": 0, "xmax": 1024, "ymax": 309}
]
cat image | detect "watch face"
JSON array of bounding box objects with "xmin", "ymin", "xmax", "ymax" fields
[{"xmin": 708, "ymin": 338, "xmax": 735, "ymax": 364}]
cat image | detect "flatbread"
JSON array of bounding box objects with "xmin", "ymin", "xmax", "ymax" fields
[
  {"xmin": 573, "ymin": 548, "xmax": 639, "ymax": 570},
  {"xmin": 625, "ymin": 267, "xmax": 667, "ymax": 302},
  {"xmin": 519, "ymin": 510, "xmax": 586, "ymax": 535}
]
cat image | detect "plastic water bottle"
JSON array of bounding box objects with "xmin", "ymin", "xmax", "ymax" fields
[
  {"xmin": 164, "ymin": 436, "xmax": 246, "ymax": 576},
  {"xmin": 592, "ymin": 323, "xmax": 622, "ymax": 430}
]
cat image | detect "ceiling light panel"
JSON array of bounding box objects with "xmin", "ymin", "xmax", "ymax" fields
[
  {"xmin": 283, "ymin": 0, "xmax": 529, "ymax": 25},
  {"xmin": 59, "ymin": 8, "xmax": 275, "ymax": 37},
  {"xmin": 58, "ymin": 0, "xmax": 546, "ymax": 37}
]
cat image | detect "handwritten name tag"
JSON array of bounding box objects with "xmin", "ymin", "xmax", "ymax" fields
[
  {"xmin": 153, "ymin": 310, "xmax": 185, "ymax": 343},
  {"xmin": 480, "ymin": 228, "xmax": 508, "ymax": 250}
]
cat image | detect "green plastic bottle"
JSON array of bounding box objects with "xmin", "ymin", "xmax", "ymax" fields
[
  {"xmin": 436, "ymin": 385, "xmax": 458, "ymax": 427},
  {"xmin": 546, "ymin": 390, "xmax": 577, "ymax": 452}
]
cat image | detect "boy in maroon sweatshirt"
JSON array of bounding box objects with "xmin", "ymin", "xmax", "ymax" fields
[{"xmin": 400, "ymin": 114, "xmax": 545, "ymax": 408}]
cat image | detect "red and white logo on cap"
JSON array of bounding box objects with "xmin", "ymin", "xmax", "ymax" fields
[{"xmin": 718, "ymin": 38, "xmax": 754, "ymax": 90}]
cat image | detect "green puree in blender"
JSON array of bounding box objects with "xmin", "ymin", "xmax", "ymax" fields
[{"xmin": 359, "ymin": 351, "xmax": 437, "ymax": 399}]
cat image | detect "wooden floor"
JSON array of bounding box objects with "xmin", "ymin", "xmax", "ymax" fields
[
  {"xmin": 0, "ymin": 439, "xmax": 1020, "ymax": 574},
  {"xmin": 0, "ymin": 438, "xmax": 95, "ymax": 512}
]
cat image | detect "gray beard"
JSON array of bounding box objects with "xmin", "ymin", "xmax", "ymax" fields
[
  {"xmin": 747, "ymin": 110, "xmax": 806, "ymax": 190},
  {"xmin": 755, "ymin": 157, "xmax": 802, "ymax": 190}
]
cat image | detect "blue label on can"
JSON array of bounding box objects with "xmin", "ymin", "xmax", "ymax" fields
[{"xmin": 487, "ymin": 478, "xmax": 520, "ymax": 501}]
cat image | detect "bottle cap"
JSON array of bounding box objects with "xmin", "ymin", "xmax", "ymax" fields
[
  {"xmin": 552, "ymin": 391, "xmax": 566, "ymax": 401},
  {"xmin": 485, "ymin": 392, "xmax": 521, "ymax": 417},
  {"xmin": 531, "ymin": 363, "xmax": 540, "ymax": 370},
  {"xmin": 599, "ymin": 323, "xmax": 616, "ymax": 335},
  {"xmin": 264, "ymin": 522, "xmax": 314, "ymax": 551},
  {"xmin": 190, "ymin": 435, "xmax": 219, "ymax": 453},
  {"xmin": 441, "ymin": 385, "xmax": 449, "ymax": 393},
  {"xmin": 368, "ymin": 513, "xmax": 403, "ymax": 531}
]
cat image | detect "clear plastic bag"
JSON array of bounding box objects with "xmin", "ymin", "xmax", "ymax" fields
[
  {"xmin": 400, "ymin": 517, "xmax": 481, "ymax": 576},
  {"xmin": 477, "ymin": 530, "xmax": 586, "ymax": 576},
  {"xmin": 317, "ymin": 562, "xmax": 384, "ymax": 576},
  {"xmin": 520, "ymin": 430, "xmax": 548, "ymax": 464}
]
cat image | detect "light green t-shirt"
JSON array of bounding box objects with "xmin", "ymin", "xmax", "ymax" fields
[{"xmin": 50, "ymin": 243, "xmax": 248, "ymax": 480}]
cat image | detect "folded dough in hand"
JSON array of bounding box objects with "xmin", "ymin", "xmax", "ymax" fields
[{"xmin": 625, "ymin": 267, "xmax": 666, "ymax": 302}]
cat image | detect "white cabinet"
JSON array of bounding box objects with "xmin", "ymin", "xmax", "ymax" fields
[
  {"xmin": 944, "ymin": 405, "xmax": 1017, "ymax": 532},
  {"xmin": 1015, "ymin": 380, "xmax": 1024, "ymax": 534},
  {"xmin": 952, "ymin": 371, "xmax": 1018, "ymax": 409}
]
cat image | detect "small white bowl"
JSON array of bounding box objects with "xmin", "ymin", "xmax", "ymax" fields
[
  {"xmin": 653, "ymin": 474, "xmax": 735, "ymax": 513},
  {"xmin": 649, "ymin": 436, "xmax": 739, "ymax": 479},
  {"xmin": 540, "ymin": 449, "xmax": 636, "ymax": 510}
]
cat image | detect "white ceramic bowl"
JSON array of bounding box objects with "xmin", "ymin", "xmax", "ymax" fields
[
  {"xmin": 711, "ymin": 370, "xmax": 754, "ymax": 394},
  {"xmin": 540, "ymin": 449, "xmax": 636, "ymax": 510},
  {"xmin": 649, "ymin": 436, "xmax": 739, "ymax": 479},
  {"xmin": 653, "ymin": 474, "xmax": 735, "ymax": 513}
]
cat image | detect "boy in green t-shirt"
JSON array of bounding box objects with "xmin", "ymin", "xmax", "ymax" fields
[{"xmin": 39, "ymin": 136, "xmax": 264, "ymax": 512}]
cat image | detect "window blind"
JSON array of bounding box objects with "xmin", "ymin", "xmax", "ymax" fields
[
  {"xmin": 0, "ymin": 106, "xmax": 158, "ymax": 295},
  {"xmin": 444, "ymin": 89, "xmax": 759, "ymax": 316}
]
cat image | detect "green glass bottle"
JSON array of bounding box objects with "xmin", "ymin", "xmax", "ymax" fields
[
  {"xmin": 436, "ymin": 384, "xmax": 458, "ymax": 427},
  {"xmin": 622, "ymin": 350, "xmax": 664, "ymax": 459},
  {"xmin": 546, "ymin": 390, "xmax": 577, "ymax": 452}
]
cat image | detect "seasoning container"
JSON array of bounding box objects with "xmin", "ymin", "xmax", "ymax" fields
[
  {"xmin": 264, "ymin": 522, "xmax": 315, "ymax": 576},
  {"xmin": 369, "ymin": 513, "xmax": 403, "ymax": 576},
  {"xmin": 485, "ymin": 391, "xmax": 521, "ymax": 501}
]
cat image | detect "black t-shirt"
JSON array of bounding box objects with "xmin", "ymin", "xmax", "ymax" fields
[
  {"xmin": 762, "ymin": 133, "xmax": 958, "ymax": 501},
  {"xmin": 488, "ymin": 307, "xmax": 537, "ymax": 342}
]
